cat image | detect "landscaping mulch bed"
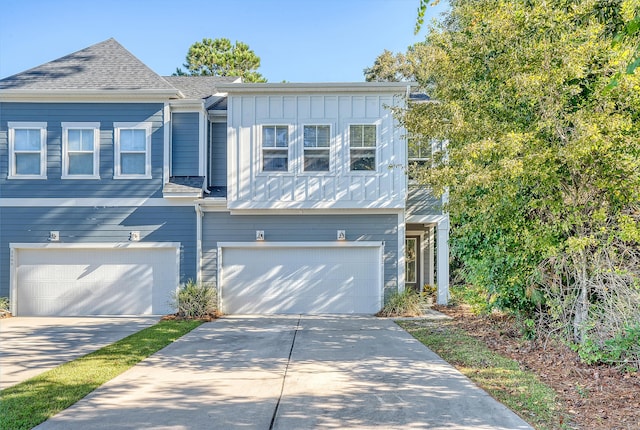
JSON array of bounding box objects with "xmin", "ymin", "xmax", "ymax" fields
[{"xmin": 434, "ymin": 305, "xmax": 640, "ymax": 430}]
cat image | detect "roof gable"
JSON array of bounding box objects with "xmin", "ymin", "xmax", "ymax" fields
[{"xmin": 0, "ymin": 38, "xmax": 179, "ymax": 96}]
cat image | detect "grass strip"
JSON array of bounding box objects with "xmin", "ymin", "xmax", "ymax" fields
[
  {"xmin": 397, "ymin": 320, "xmax": 571, "ymax": 430},
  {"xmin": 0, "ymin": 319, "xmax": 203, "ymax": 430}
]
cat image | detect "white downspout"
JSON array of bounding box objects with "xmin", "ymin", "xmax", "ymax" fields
[{"xmin": 195, "ymin": 202, "xmax": 203, "ymax": 284}]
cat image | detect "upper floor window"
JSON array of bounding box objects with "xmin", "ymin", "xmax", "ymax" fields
[
  {"xmin": 62, "ymin": 122, "xmax": 100, "ymax": 179},
  {"xmin": 262, "ymin": 125, "xmax": 288, "ymax": 172},
  {"xmin": 114, "ymin": 122, "xmax": 152, "ymax": 179},
  {"xmin": 8, "ymin": 122, "xmax": 47, "ymax": 179},
  {"xmin": 303, "ymin": 125, "xmax": 330, "ymax": 172},
  {"xmin": 407, "ymin": 137, "xmax": 431, "ymax": 180},
  {"xmin": 349, "ymin": 124, "xmax": 376, "ymax": 171}
]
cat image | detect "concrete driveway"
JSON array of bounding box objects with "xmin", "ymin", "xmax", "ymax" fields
[
  {"xmin": 0, "ymin": 316, "xmax": 159, "ymax": 389},
  {"xmin": 34, "ymin": 315, "xmax": 532, "ymax": 430}
]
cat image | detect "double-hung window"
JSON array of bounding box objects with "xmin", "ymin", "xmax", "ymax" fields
[
  {"xmin": 62, "ymin": 122, "xmax": 100, "ymax": 179},
  {"xmin": 407, "ymin": 137, "xmax": 431, "ymax": 181},
  {"xmin": 262, "ymin": 125, "xmax": 289, "ymax": 172},
  {"xmin": 8, "ymin": 122, "xmax": 47, "ymax": 179},
  {"xmin": 114, "ymin": 122, "xmax": 152, "ymax": 179},
  {"xmin": 349, "ymin": 124, "xmax": 376, "ymax": 171},
  {"xmin": 303, "ymin": 125, "xmax": 330, "ymax": 172}
]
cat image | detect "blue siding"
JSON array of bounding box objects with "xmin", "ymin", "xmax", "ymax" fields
[
  {"xmin": 407, "ymin": 186, "xmax": 444, "ymax": 216},
  {"xmin": 0, "ymin": 206, "xmax": 197, "ymax": 298},
  {"xmin": 171, "ymin": 112, "xmax": 200, "ymax": 176},
  {"xmin": 209, "ymin": 121, "xmax": 227, "ymax": 188},
  {"xmin": 202, "ymin": 213, "xmax": 399, "ymax": 300},
  {"xmin": 0, "ymin": 102, "xmax": 165, "ymax": 198}
]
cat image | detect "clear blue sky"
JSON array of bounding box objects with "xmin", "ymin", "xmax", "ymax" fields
[{"xmin": 0, "ymin": 0, "xmax": 448, "ymax": 82}]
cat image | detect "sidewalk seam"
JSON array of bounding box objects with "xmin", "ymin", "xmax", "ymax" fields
[{"xmin": 268, "ymin": 315, "xmax": 301, "ymax": 430}]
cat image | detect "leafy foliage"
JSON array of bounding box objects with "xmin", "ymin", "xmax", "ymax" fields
[
  {"xmin": 175, "ymin": 38, "xmax": 266, "ymax": 82},
  {"xmin": 377, "ymin": 288, "xmax": 428, "ymax": 317},
  {"xmin": 390, "ymin": 0, "xmax": 640, "ymax": 355},
  {"xmin": 0, "ymin": 296, "xmax": 9, "ymax": 317},
  {"xmin": 170, "ymin": 280, "xmax": 218, "ymax": 319}
]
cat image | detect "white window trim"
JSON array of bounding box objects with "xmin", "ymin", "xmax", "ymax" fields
[
  {"xmin": 260, "ymin": 124, "xmax": 290, "ymax": 173},
  {"xmin": 301, "ymin": 123, "xmax": 332, "ymax": 174},
  {"xmin": 7, "ymin": 122, "xmax": 47, "ymax": 180},
  {"xmin": 113, "ymin": 122, "xmax": 152, "ymax": 179},
  {"xmin": 348, "ymin": 123, "xmax": 378, "ymax": 174},
  {"xmin": 61, "ymin": 122, "xmax": 101, "ymax": 180}
]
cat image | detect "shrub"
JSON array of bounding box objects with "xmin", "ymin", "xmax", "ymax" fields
[
  {"xmin": 377, "ymin": 288, "xmax": 428, "ymax": 317},
  {"xmin": 0, "ymin": 296, "xmax": 10, "ymax": 317},
  {"xmin": 170, "ymin": 280, "xmax": 218, "ymax": 319}
]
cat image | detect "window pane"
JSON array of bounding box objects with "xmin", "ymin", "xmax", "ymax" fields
[
  {"xmin": 303, "ymin": 126, "xmax": 316, "ymax": 147},
  {"xmin": 317, "ymin": 126, "xmax": 330, "ymax": 147},
  {"xmin": 350, "ymin": 125, "xmax": 363, "ymax": 146},
  {"xmin": 15, "ymin": 153, "xmax": 40, "ymax": 175},
  {"xmin": 15, "ymin": 129, "xmax": 41, "ymax": 151},
  {"xmin": 406, "ymin": 238, "xmax": 417, "ymax": 284},
  {"xmin": 363, "ymin": 125, "xmax": 376, "ymax": 147},
  {"xmin": 263, "ymin": 149, "xmax": 288, "ymax": 171},
  {"xmin": 121, "ymin": 153, "xmax": 146, "ymax": 174},
  {"xmin": 350, "ymin": 149, "xmax": 375, "ymax": 171},
  {"xmin": 68, "ymin": 153, "xmax": 94, "ymax": 175},
  {"xmin": 81, "ymin": 129, "xmax": 94, "ymax": 151},
  {"xmin": 120, "ymin": 129, "xmax": 146, "ymax": 151},
  {"xmin": 304, "ymin": 149, "xmax": 330, "ymax": 171},
  {"xmin": 68, "ymin": 130, "xmax": 82, "ymax": 151},
  {"xmin": 275, "ymin": 126, "xmax": 288, "ymax": 147},
  {"xmin": 262, "ymin": 126, "xmax": 275, "ymax": 147}
]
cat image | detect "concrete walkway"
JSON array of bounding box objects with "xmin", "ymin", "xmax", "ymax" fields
[
  {"xmin": 35, "ymin": 315, "xmax": 532, "ymax": 430},
  {"xmin": 0, "ymin": 316, "xmax": 159, "ymax": 389}
]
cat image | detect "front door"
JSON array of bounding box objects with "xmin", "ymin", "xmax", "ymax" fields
[{"xmin": 405, "ymin": 237, "xmax": 420, "ymax": 292}]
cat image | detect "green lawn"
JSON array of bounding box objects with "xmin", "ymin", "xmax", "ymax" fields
[
  {"xmin": 398, "ymin": 319, "xmax": 571, "ymax": 430},
  {"xmin": 0, "ymin": 319, "xmax": 202, "ymax": 430}
]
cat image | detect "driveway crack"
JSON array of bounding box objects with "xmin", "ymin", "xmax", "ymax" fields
[{"xmin": 268, "ymin": 315, "xmax": 301, "ymax": 430}]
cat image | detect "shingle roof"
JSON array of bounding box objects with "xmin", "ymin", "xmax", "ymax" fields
[
  {"xmin": 0, "ymin": 38, "xmax": 179, "ymax": 93},
  {"xmin": 163, "ymin": 176, "xmax": 204, "ymax": 195},
  {"xmin": 163, "ymin": 76, "xmax": 239, "ymax": 99}
]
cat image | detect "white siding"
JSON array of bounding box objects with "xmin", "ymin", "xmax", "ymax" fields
[{"xmin": 227, "ymin": 93, "xmax": 407, "ymax": 210}]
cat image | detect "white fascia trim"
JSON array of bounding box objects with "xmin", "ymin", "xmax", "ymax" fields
[
  {"xmin": 226, "ymin": 200, "xmax": 405, "ymax": 211},
  {"xmin": 215, "ymin": 82, "xmax": 418, "ymax": 94},
  {"xmin": 0, "ymin": 89, "xmax": 181, "ymax": 102},
  {"xmin": 169, "ymin": 99, "xmax": 205, "ymax": 111},
  {"xmin": 218, "ymin": 241, "xmax": 383, "ymax": 249},
  {"xmin": 0, "ymin": 198, "xmax": 195, "ymax": 207},
  {"xmin": 162, "ymin": 193, "xmax": 202, "ymax": 199},
  {"xmin": 10, "ymin": 242, "xmax": 181, "ymax": 250},
  {"xmin": 228, "ymin": 207, "xmax": 403, "ymax": 216},
  {"xmin": 406, "ymin": 214, "xmax": 448, "ymax": 224}
]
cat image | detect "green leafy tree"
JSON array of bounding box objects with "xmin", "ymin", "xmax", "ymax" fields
[
  {"xmin": 175, "ymin": 38, "xmax": 267, "ymax": 82},
  {"xmin": 396, "ymin": 0, "xmax": 640, "ymax": 347}
]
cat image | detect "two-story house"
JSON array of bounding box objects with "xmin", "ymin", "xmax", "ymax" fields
[{"xmin": 0, "ymin": 38, "xmax": 449, "ymax": 316}]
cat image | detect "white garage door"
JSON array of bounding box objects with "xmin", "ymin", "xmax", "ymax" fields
[
  {"xmin": 12, "ymin": 244, "xmax": 179, "ymax": 316},
  {"xmin": 219, "ymin": 242, "xmax": 383, "ymax": 314}
]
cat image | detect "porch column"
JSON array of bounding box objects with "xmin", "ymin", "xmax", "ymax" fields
[
  {"xmin": 436, "ymin": 215, "xmax": 450, "ymax": 304},
  {"xmin": 425, "ymin": 226, "xmax": 435, "ymax": 286}
]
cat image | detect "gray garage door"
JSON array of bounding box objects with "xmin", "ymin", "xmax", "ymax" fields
[
  {"xmin": 13, "ymin": 245, "xmax": 178, "ymax": 316},
  {"xmin": 220, "ymin": 243, "xmax": 382, "ymax": 314}
]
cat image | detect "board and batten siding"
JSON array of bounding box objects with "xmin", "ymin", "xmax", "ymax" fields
[
  {"xmin": 0, "ymin": 102, "xmax": 165, "ymax": 198},
  {"xmin": 226, "ymin": 94, "xmax": 407, "ymax": 210},
  {"xmin": 208, "ymin": 120, "xmax": 227, "ymax": 188},
  {"xmin": 171, "ymin": 112, "xmax": 200, "ymax": 176},
  {"xmin": 0, "ymin": 206, "xmax": 196, "ymax": 298},
  {"xmin": 201, "ymin": 212, "xmax": 399, "ymax": 300}
]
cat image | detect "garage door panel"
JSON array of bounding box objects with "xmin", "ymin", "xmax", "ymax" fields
[
  {"xmin": 221, "ymin": 245, "xmax": 381, "ymax": 314},
  {"xmin": 15, "ymin": 247, "xmax": 177, "ymax": 316}
]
